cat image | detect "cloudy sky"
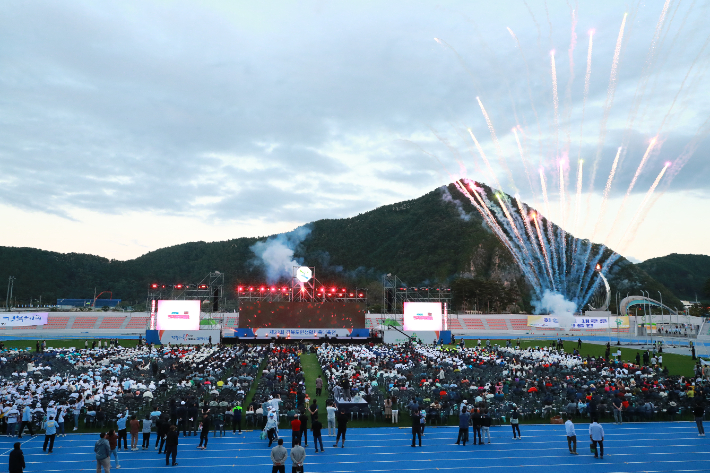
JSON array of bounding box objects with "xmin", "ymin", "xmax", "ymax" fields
[{"xmin": 1, "ymin": 0, "xmax": 708, "ymax": 263}]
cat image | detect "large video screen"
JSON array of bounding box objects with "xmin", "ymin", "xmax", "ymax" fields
[
  {"xmin": 403, "ymin": 302, "xmax": 442, "ymax": 331},
  {"xmin": 238, "ymin": 302, "xmax": 366, "ymax": 329},
  {"xmin": 156, "ymin": 300, "xmax": 201, "ymax": 331}
]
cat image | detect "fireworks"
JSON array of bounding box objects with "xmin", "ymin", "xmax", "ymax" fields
[{"xmin": 437, "ymin": 3, "xmax": 702, "ymax": 313}]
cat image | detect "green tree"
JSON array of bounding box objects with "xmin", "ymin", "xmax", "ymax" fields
[{"xmin": 703, "ymin": 277, "xmax": 710, "ymax": 298}]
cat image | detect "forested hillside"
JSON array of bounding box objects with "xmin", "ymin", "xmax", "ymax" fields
[
  {"xmin": 638, "ymin": 254, "xmax": 710, "ymax": 302},
  {"xmin": 0, "ymin": 184, "xmax": 683, "ymax": 312}
]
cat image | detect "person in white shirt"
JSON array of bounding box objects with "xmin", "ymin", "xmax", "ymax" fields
[
  {"xmin": 564, "ymin": 419, "xmax": 578, "ymax": 454},
  {"xmin": 589, "ymin": 418, "xmax": 605, "ymax": 459},
  {"xmin": 326, "ymin": 401, "xmax": 337, "ymax": 436}
]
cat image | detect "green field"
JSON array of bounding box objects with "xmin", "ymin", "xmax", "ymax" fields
[
  {"xmin": 462, "ymin": 338, "xmax": 697, "ymax": 377},
  {"xmin": 1, "ymin": 338, "xmax": 140, "ymax": 350}
]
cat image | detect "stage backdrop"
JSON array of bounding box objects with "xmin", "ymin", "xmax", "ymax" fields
[{"xmin": 238, "ymin": 302, "xmax": 366, "ymax": 329}]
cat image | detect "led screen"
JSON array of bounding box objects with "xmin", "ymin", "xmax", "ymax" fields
[
  {"xmin": 156, "ymin": 300, "xmax": 201, "ymax": 331},
  {"xmin": 238, "ymin": 302, "xmax": 366, "ymax": 329},
  {"xmin": 403, "ymin": 302, "xmax": 442, "ymax": 331}
]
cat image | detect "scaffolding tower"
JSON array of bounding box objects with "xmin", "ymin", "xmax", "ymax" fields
[{"xmin": 382, "ymin": 274, "xmax": 452, "ymax": 314}]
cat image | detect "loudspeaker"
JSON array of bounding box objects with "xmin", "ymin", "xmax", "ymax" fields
[{"xmin": 212, "ymin": 288, "xmax": 219, "ymax": 312}]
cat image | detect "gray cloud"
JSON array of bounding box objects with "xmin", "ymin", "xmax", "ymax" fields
[{"xmin": 0, "ymin": 0, "xmax": 708, "ymax": 234}]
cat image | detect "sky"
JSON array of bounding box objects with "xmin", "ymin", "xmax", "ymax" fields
[{"xmin": 0, "ymin": 0, "xmax": 708, "ymax": 263}]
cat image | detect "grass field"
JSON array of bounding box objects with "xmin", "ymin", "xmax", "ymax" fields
[
  {"xmin": 1, "ymin": 338, "xmax": 140, "ymax": 350},
  {"xmin": 462, "ymin": 338, "xmax": 697, "ymax": 377}
]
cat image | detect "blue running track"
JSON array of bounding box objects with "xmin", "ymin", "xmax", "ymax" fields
[{"xmin": 1, "ymin": 422, "xmax": 708, "ymax": 472}]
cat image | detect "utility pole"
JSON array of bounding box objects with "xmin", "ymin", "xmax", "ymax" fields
[{"xmin": 5, "ymin": 276, "xmax": 15, "ymax": 312}]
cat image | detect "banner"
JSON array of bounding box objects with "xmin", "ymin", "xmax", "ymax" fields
[
  {"xmin": 223, "ymin": 327, "xmax": 369, "ymax": 339},
  {"xmin": 570, "ymin": 316, "xmax": 630, "ymax": 329},
  {"xmin": 0, "ymin": 312, "xmax": 48, "ymax": 327},
  {"xmin": 158, "ymin": 330, "xmax": 220, "ymax": 345},
  {"xmin": 527, "ymin": 315, "xmax": 559, "ymax": 327}
]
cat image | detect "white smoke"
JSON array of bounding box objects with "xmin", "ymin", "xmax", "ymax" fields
[
  {"xmin": 440, "ymin": 185, "xmax": 472, "ymax": 221},
  {"xmin": 250, "ymin": 225, "xmax": 312, "ymax": 283},
  {"xmin": 531, "ymin": 290, "xmax": 577, "ymax": 328}
]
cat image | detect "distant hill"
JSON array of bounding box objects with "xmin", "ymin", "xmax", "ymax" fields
[
  {"xmin": 637, "ymin": 253, "xmax": 710, "ymax": 302},
  {"xmin": 0, "ymin": 184, "xmax": 683, "ymax": 312}
]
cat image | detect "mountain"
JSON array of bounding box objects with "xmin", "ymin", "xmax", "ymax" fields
[
  {"xmin": 0, "ymin": 183, "xmax": 683, "ymax": 312},
  {"xmin": 637, "ymin": 253, "xmax": 710, "ymax": 302}
]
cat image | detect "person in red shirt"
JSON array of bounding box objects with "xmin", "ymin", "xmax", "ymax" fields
[
  {"xmin": 291, "ymin": 414, "xmax": 301, "ymax": 447},
  {"xmin": 130, "ymin": 416, "xmax": 140, "ymax": 451}
]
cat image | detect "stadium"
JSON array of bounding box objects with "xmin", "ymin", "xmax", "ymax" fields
[
  {"xmin": 2, "ymin": 1, "xmax": 710, "ymax": 473},
  {"xmin": 1, "ymin": 262, "xmax": 708, "ymax": 472}
]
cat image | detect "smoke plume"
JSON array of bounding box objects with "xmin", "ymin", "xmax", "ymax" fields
[{"xmin": 250, "ymin": 225, "xmax": 312, "ymax": 283}]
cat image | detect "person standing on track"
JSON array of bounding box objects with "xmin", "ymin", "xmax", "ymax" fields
[
  {"xmin": 481, "ymin": 409, "xmax": 492, "ymax": 444},
  {"xmin": 471, "ymin": 408, "xmax": 482, "ymax": 445},
  {"xmin": 456, "ymin": 406, "xmax": 469, "ymax": 445},
  {"xmin": 326, "ymin": 402, "xmax": 336, "ymax": 436},
  {"xmin": 198, "ymin": 412, "xmax": 211, "ymax": 450},
  {"xmin": 116, "ymin": 412, "xmax": 128, "ymax": 450},
  {"xmin": 165, "ymin": 425, "xmax": 179, "ymax": 466},
  {"xmin": 333, "ymin": 410, "xmax": 348, "ymax": 448},
  {"xmin": 311, "ymin": 417, "xmax": 324, "ymax": 453},
  {"xmin": 411, "ymin": 408, "xmax": 422, "ymax": 447},
  {"xmin": 510, "ymin": 407, "xmax": 521, "ymax": 439},
  {"xmin": 107, "ymin": 429, "xmax": 120, "ymax": 469},
  {"xmin": 43, "ymin": 415, "xmax": 57, "ymax": 454},
  {"xmin": 694, "ymin": 402, "xmax": 705, "ymax": 436},
  {"xmin": 290, "ymin": 439, "xmax": 306, "ymax": 473},
  {"xmin": 141, "ymin": 414, "xmax": 152, "ymax": 450},
  {"xmin": 299, "ymin": 411, "xmax": 308, "ymax": 447},
  {"xmin": 565, "ymin": 418, "xmax": 578, "ymax": 454},
  {"xmin": 290, "ymin": 414, "xmax": 301, "ymax": 447},
  {"xmin": 232, "ymin": 404, "xmax": 243, "ymax": 435},
  {"xmin": 129, "ymin": 415, "xmax": 140, "ymax": 451},
  {"xmin": 9, "ymin": 442, "xmax": 25, "ymax": 473},
  {"xmin": 95, "ymin": 432, "xmax": 111, "ymax": 473},
  {"xmin": 271, "ymin": 438, "xmax": 287, "ymax": 473},
  {"xmin": 589, "ymin": 418, "xmax": 604, "ymax": 459}
]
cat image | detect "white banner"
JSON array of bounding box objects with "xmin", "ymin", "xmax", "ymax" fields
[
  {"xmin": 0, "ymin": 312, "xmax": 48, "ymax": 327},
  {"xmin": 159, "ymin": 330, "xmax": 220, "ymax": 345},
  {"xmin": 253, "ymin": 328, "xmax": 356, "ymax": 339},
  {"xmin": 571, "ymin": 316, "xmax": 610, "ymax": 329}
]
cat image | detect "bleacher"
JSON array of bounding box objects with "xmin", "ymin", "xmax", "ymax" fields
[
  {"xmin": 125, "ymin": 317, "xmax": 149, "ymax": 329},
  {"xmin": 71, "ymin": 317, "xmax": 99, "ymax": 329},
  {"xmin": 98, "ymin": 317, "xmax": 125, "ymax": 329},
  {"xmin": 485, "ymin": 318, "xmax": 509, "ymax": 330},
  {"xmin": 462, "ymin": 318, "xmax": 485, "ymax": 329}
]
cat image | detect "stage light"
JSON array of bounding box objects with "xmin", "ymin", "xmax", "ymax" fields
[
  {"xmin": 161, "ymin": 285, "xmax": 166, "ymax": 289},
  {"xmin": 198, "ymin": 284, "xmax": 208, "ymax": 290},
  {"xmin": 359, "ymin": 293, "xmax": 364, "ymax": 297},
  {"xmin": 248, "ymin": 287, "xmax": 254, "ymax": 291},
  {"xmin": 330, "ymin": 287, "xmax": 335, "ymax": 292},
  {"xmin": 341, "ymin": 288, "xmax": 346, "ymax": 292},
  {"xmin": 175, "ymin": 284, "xmax": 183, "ymax": 289},
  {"xmin": 349, "ymin": 293, "xmax": 354, "ymax": 297},
  {"xmin": 259, "ymin": 287, "xmax": 265, "ymax": 292},
  {"xmin": 150, "ymin": 284, "xmax": 158, "ymax": 289},
  {"xmin": 282, "ymin": 287, "xmax": 288, "ymax": 292},
  {"xmin": 271, "ymin": 287, "xmax": 276, "ymax": 292},
  {"xmin": 238, "ymin": 286, "xmax": 244, "ymax": 292},
  {"xmin": 319, "ymin": 287, "xmax": 324, "ymax": 292}
]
